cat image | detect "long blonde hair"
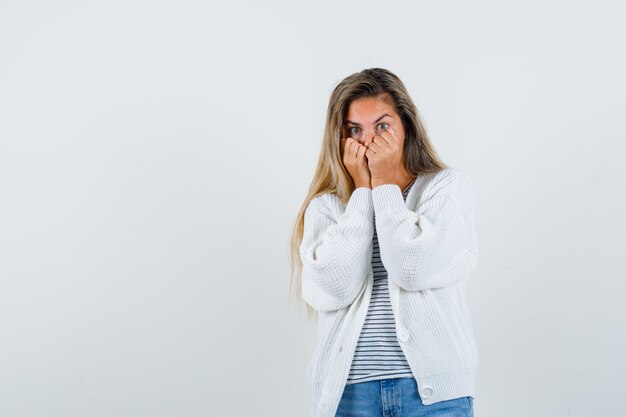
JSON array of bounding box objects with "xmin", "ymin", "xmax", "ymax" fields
[{"xmin": 288, "ymin": 68, "xmax": 448, "ymax": 320}]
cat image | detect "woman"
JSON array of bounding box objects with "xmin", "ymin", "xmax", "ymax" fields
[{"xmin": 289, "ymin": 68, "xmax": 479, "ymax": 417}]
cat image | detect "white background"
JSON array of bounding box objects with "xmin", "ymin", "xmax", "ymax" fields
[{"xmin": 1, "ymin": 1, "xmax": 624, "ymax": 416}]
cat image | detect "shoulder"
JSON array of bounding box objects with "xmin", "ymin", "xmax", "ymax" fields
[
  {"xmin": 417, "ymin": 168, "xmax": 475, "ymax": 211},
  {"xmin": 422, "ymin": 167, "xmax": 472, "ymax": 194},
  {"xmin": 308, "ymin": 192, "xmax": 338, "ymax": 207},
  {"xmin": 305, "ymin": 192, "xmax": 342, "ymax": 217}
]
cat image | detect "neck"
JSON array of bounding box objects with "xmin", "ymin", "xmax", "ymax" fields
[{"xmin": 397, "ymin": 166, "xmax": 415, "ymax": 192}]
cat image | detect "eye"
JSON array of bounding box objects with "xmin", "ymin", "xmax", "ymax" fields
[
  {"xmin": 378, "ymin": 123, "xmax": 389, "ymax": 130},
  {"xmin": 349, "ymin": 127, "xmax": 361, "ymax": 135}
]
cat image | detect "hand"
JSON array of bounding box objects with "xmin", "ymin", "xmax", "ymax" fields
[
  {"xmin": 365, "ymin": 127, "xmax": 402, "ymax": 186},
  {"xmin": 340, "ymin": 137, "xmax": 371, "ymax": 188}
]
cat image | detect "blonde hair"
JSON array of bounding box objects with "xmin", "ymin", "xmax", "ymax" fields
[{"xmin": 288, "ymin": 68, "xmax": 448, "ymax": 320}]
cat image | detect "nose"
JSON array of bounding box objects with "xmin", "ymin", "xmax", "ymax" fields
[{"xmin": 362, "ymin": 128, "xmax": 376, "ymax": 147}]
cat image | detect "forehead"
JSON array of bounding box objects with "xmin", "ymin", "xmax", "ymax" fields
[{"xmin": 345, "ymin": 94, "xmax": 396, "ymax": 119}]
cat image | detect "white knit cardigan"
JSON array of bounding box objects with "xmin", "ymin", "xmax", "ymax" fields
[{"xmin": 300, "ymin": 167, "xmax": 479, "ymax": 417}]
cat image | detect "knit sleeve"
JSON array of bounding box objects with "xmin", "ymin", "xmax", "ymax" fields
[
  {"xmin": 371, "ymin": 170, "xmax": 479, "ymax": 291},
  {"xmin": 299, "ymin": 188, "xmax": 374, "ymax": 312}
]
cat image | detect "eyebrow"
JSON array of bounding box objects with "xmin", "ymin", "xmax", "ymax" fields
[{"xmin": 343, "ymin": 114, "xmax": 392, "ymax": 126}]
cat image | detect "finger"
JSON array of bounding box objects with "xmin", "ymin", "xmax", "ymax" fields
[
  {"xmin": 380, "ymin": 131, "xmax": 398, "ymax": 145},
  {"xmin": 344, "ymin": 137, "xmax": 355, "ymax": 150},
  {"xmin": 352, "ymin": 139, "xmax": 367, "ymax": 157},
  {"xmin": 376, "ymin": 133, "xmax": 393, "ymax": 146},
  {"xmin": 381, "ymin": 129, "xmax": 398, "ymax": 145},
  {"xmin": 348, "ymin": 138, "xmax": 360, "ymax": 159},
  {"xmin": 343, "ymin": 137, "xmax": 353, "ymax": 152},
  {"xmin": 355, "ymin": 143, "xmax": 367, "ymax": 160},
  {"xmin": 343, "ymin": 137, "xmax": 353, "ymax": 156},
  {"xmin": 356, "ymin": 144, "xmax": 367, "ymax": 160},
  {"xmin": 367, "ymin": 140, "xmax": 382, "ymax": 152}
]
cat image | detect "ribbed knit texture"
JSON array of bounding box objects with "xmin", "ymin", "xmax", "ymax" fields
[
  {"xmin": 300, "ymin": 167, "xmax": 479, "ymax": 417},
  {"xmin": 345, "ymin": 180, "xmax": 415, "ymax": 384}
]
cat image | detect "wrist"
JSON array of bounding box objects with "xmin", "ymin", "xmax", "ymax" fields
[{"xmin": 371, "ymin": 177, "xmax": 396, "ymax": 188}]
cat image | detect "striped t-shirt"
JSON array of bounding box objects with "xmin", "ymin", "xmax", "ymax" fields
[{"xmin": 346, "ymin": 179, "xmax": 416, "ymax": 384}]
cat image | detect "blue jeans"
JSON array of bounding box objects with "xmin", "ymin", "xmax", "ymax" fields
[{"xmin": 335, "ymin": 377, "xmax": 474, "ymax": 417}]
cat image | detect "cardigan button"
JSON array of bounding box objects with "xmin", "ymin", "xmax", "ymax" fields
[
  {"xmin": 420, "ymin": 386, "xmax": 434, "ymax": 399},
  {"xmin": 397, "ymin": 328, "xmax": 409, "ymax": 342}
]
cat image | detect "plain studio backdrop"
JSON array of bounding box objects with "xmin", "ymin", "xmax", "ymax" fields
[{"xmin": 1, "ymin": 1, "xmax": 624, "ymax": 416}]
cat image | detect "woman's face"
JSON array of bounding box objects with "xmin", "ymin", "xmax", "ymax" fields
[{"xmin": 342, "ymin": 93, "xmax": 405, "ymax": 149}]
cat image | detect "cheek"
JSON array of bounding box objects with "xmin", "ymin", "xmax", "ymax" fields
[
  {"xmin": 387, "ymin": 127, "xmax": 399, "ymax": 142},
  {"xmin": 394, "ymin": 125, "xmax": 406, "ymax": 141}
]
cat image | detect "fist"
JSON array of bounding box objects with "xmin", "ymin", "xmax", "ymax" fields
[
  {"xmin": 364, "ymin": 127, "xmax": 402, "ymax": 183},
  {"xmin": 340, "ymin": 136, "xmax": 371, "ymax": 188}
]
